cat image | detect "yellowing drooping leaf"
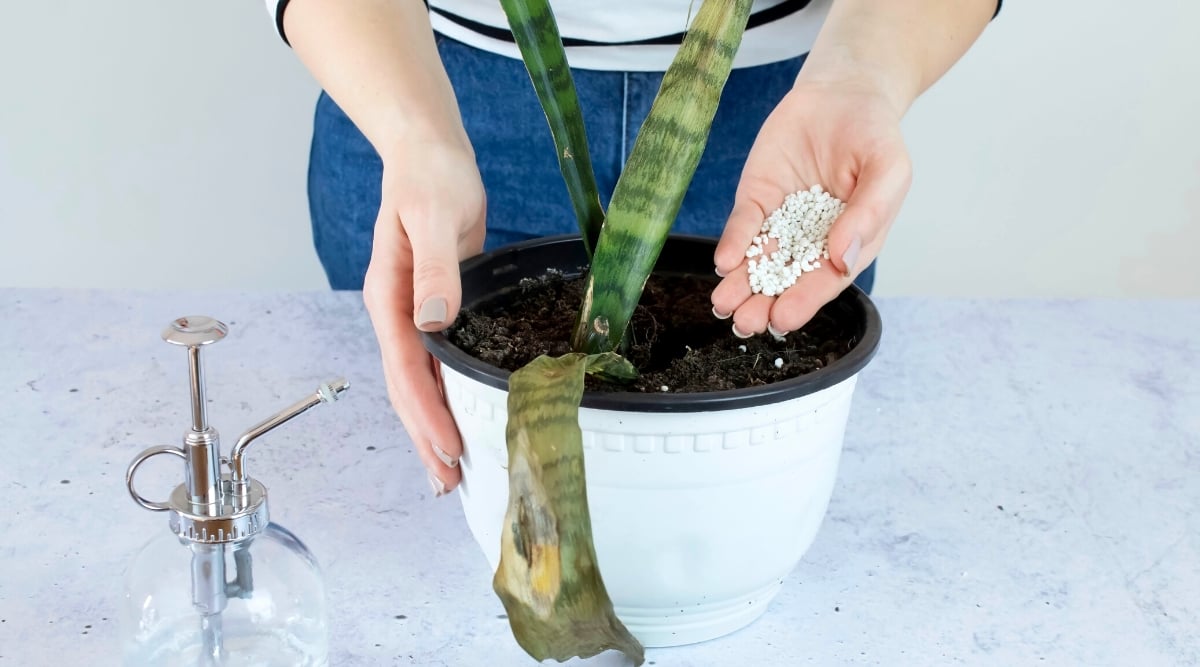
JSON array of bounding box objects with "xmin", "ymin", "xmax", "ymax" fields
[{"xmin": 495, "ymin": 352, "xmax": 643, "ymax": 665}]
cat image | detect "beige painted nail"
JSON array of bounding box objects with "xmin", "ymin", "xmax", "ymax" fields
[
  {"xmin": 427, "ymin": 470, "xmax": 447, "ymax": 497},
  {"xmin": 842, "ymin": 235, "xmax": 862, "ymax": 278},
  {"xmin": 418, "ymin": 297, "xmax": 448, "ymax": 328},
  {"xmin": 432, "ymin": 443, "xmax": 459, "ymax": 468}
]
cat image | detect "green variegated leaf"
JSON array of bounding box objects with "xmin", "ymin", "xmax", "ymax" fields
[
  {"xmin": 499, "ymin": 0, "xmax": 605, "ymax": 256},
  {"xmin": 494, "ymin": 352, "xmax": 643, "ymax": 665},
  {"xmin": 573, "ymin": 0, "xmax": 752, "ymax": 352}
]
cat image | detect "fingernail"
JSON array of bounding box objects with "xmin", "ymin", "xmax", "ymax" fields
[
  {"xmin": 842, "ymin": 236, "xmax": 862, "ymax": 278},
  {"xmin": 418, "ymin": 297, "xmax": 448, "ymax": 328},
  {"xmin": 432, "ymin": 443, "xmax": 459, "ymax": 468},
  {"xmin": 715, "ymin": 266, "xmax": 727, "ymax": 278},
  {"xmin": 712, "ymin": 306, "xmax": 731, "ymax": 320},
  {"xmin": 427, "ymin": 470, "xmax": 447, "ymax": 497},
  {"xmin": 732, "ymin": 323, "xmax": 753, "ymax": 339},
  {"xmin": 767, "ymin": 322, "xmax": 789, "ymax": 340}
]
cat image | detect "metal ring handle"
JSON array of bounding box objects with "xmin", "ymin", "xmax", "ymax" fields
[{"xmin": 126, "ymin": 445, "xmax": 186, "ymax": 511}]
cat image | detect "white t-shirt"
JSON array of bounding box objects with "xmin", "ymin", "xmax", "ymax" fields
[
  {"xmin": 427, "ymin": 0, "xmax": 830, "ymax": 71},
  {"xmin": 267, "ymin": 0, "xmax": 830, "ymax": 72}
]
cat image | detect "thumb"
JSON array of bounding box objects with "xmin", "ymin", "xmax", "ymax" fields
[
  {"xmin": 827, "ymin": 149, "xmax": 912, "ymax": 277},
  {"xmin": 405, "ymin": 215, "xmax": 464, "ymax": 333}
]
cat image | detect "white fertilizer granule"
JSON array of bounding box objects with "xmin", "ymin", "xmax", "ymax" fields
[{"xmin": 746, "ymin": 185, "xmax": 845, "ymax": 297}]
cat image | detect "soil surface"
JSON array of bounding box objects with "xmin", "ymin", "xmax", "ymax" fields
[{"xmin": 447, "ymin": 271, "xmax": 860, "ymax": 393}]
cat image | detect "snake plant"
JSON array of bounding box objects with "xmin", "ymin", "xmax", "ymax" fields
[{"xmin": 491, "ymin": 1, "xmax": 753, "ymax": 663}]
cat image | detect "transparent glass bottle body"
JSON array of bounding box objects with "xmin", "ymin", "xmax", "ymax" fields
[{"xmin": 121, "ymin": 523, "xmax": 328, "ymax": 667}]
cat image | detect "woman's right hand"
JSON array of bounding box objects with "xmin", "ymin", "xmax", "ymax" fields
[
  {"xmin": 362, "ymin": 138, "xmax": 486, "ymax": 497},
  {"xmin": 279, "ymin": 0, "xmax": 489, "ymax": 495}
]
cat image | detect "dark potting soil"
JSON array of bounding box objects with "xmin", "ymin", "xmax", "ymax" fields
[{"xmin": 447, "ymin": 271, "xmax": 860, "ymax": 393}]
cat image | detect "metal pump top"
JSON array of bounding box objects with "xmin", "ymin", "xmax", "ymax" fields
[{"xmin": 125, "ymin": 315, "xmax": 349, "ymax": 544}]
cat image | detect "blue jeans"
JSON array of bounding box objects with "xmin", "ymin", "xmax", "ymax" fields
[{"xmin": 308, "ymin": 34, "xmax": 876, "ymax": 293}]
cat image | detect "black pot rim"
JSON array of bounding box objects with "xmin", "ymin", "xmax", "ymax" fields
[{"xmin": 422, "ymin": 233, "xmax": 883, "ymax": 413}]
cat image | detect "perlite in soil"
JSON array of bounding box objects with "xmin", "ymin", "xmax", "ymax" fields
[{"xmin": 746, "ymin": 185, "xmax": 846, "ymax": 297}]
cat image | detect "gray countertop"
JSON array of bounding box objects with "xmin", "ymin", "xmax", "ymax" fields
[{"xmin": 1, "ymin": 288, "xmax": 1197, "ymax": 666}]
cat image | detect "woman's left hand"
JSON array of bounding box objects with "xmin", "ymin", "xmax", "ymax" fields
[{"xmin": 710, "ymin": 76, "xmax": 913, "ymax": 337}]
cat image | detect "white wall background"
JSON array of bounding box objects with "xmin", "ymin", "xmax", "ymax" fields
[{"xmin": 1, "ymin": 1, "xmax": 1197, "ymax": 297}]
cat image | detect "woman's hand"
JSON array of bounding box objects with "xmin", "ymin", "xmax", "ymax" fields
[
  {"xmin": 363, "ymin": 139, "xmax": 486, "ymax": 497},
  {"xmin": 711, "ymin": 0, "xmax": 996, "ymax": 336},
  {"xmin": 283, "ymin": 0, "xmax": 492, "ymax": 495},
  {"xmin": 711, "ymin": 76, "xmax": 912, "ymax": 336}
]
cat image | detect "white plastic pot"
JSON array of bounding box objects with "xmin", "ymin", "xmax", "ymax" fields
[{"xmin": 424, "ymin": 235, "xmax": 881, "ymax": 648}]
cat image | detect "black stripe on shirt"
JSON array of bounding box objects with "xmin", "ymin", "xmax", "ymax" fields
[
  {"xmin": 276, "ymin": 0, "xmax": 293, "ymax": 46},
  {"xmin": 431, "ymin": 0, "xmax": 813, "ymax": 48},
  {"xmin": 275, "ymin": 0, "xmax": 1003, "ymax": 49}
]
